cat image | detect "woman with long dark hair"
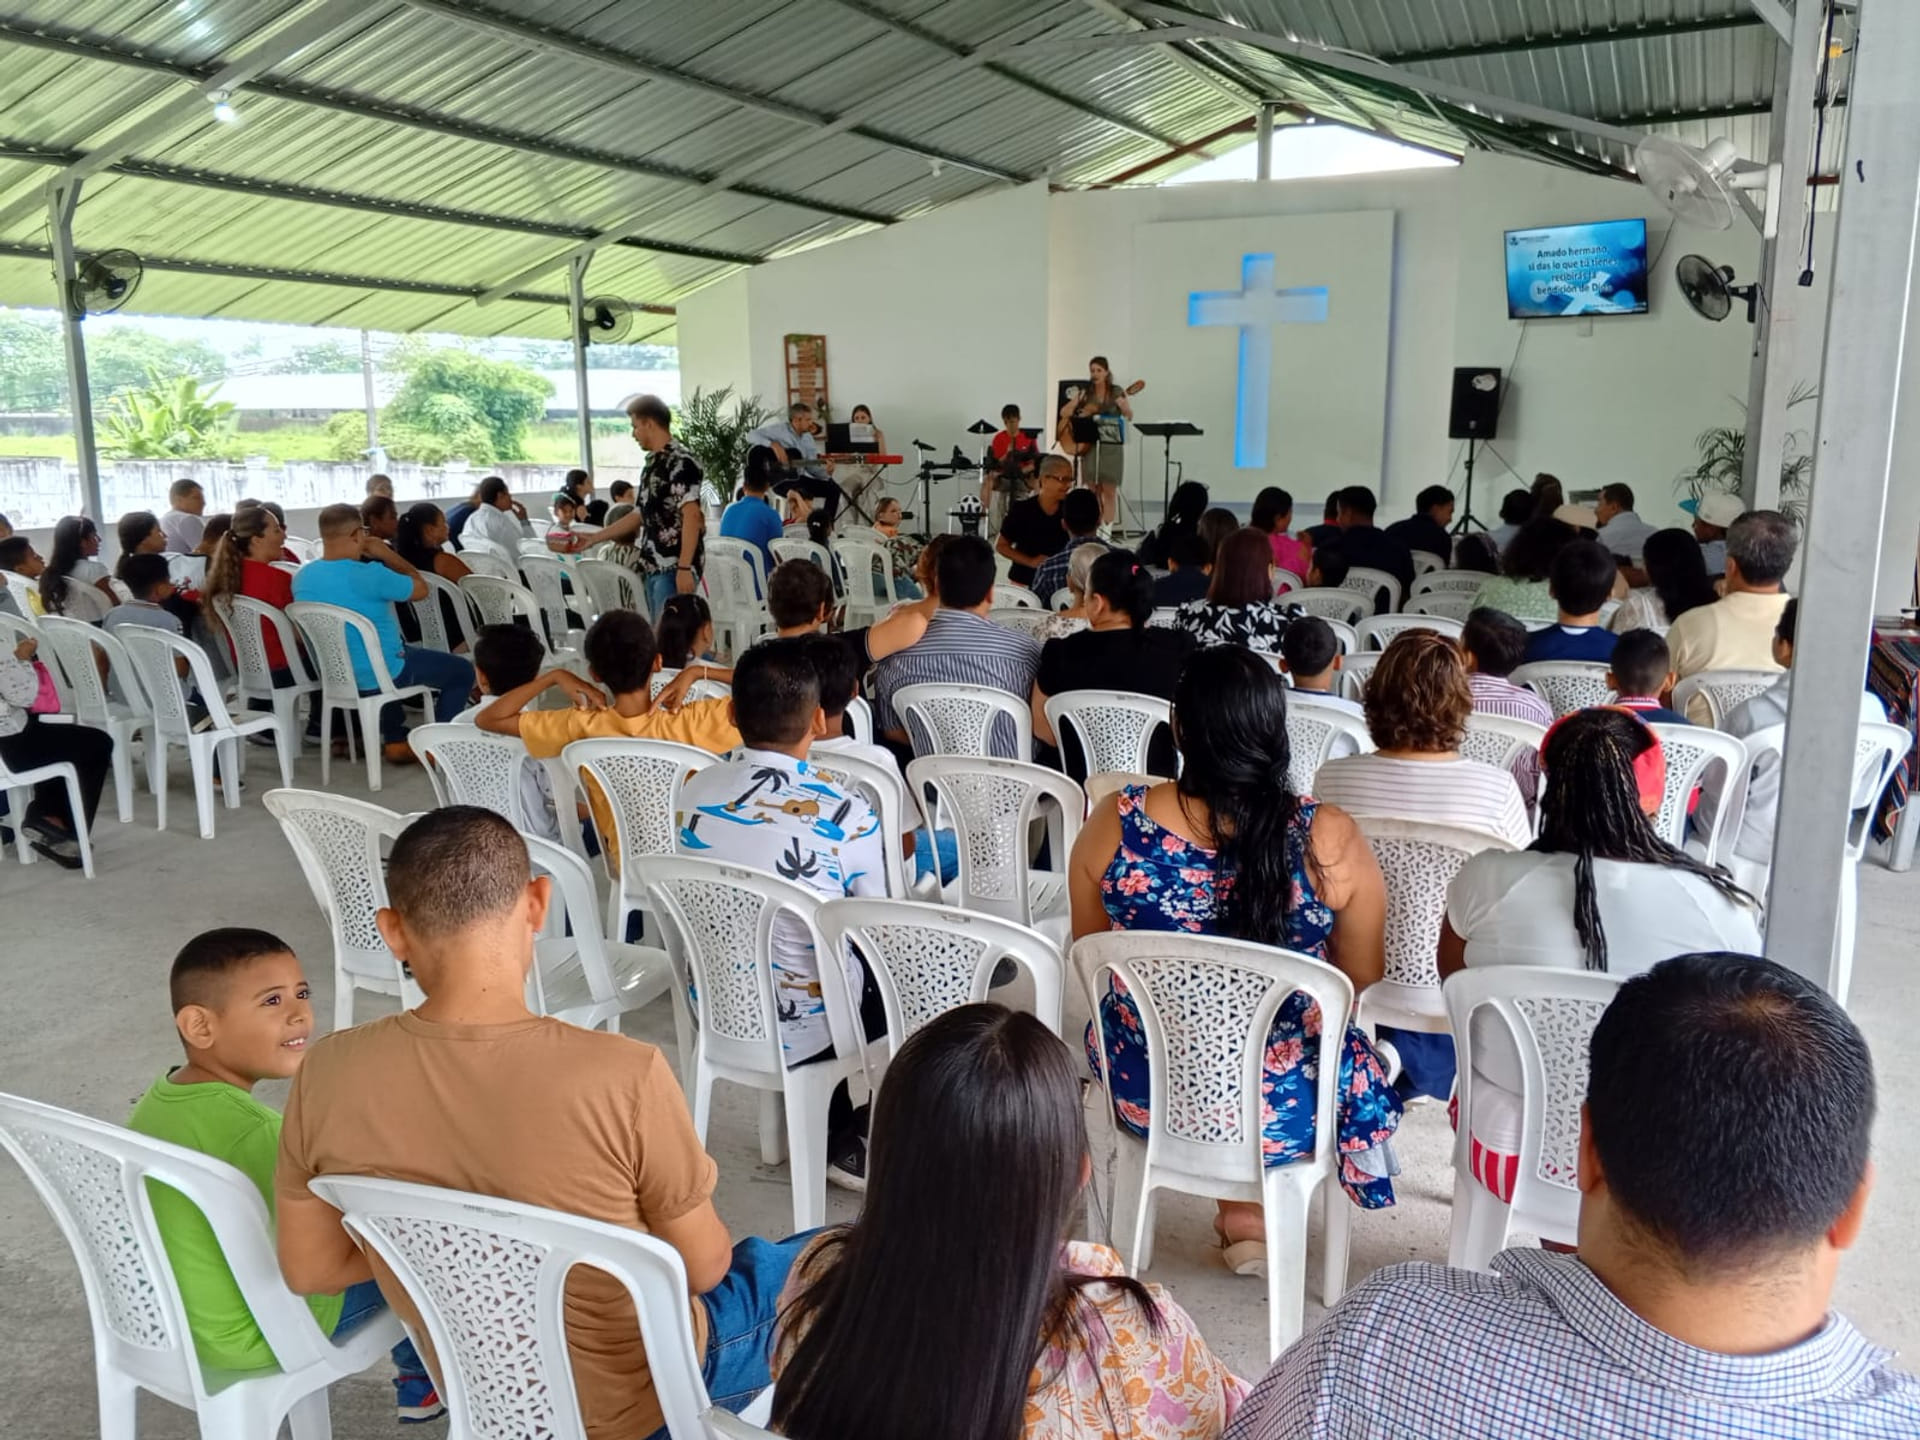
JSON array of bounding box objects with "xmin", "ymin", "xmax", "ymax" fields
[
  {"xmin": 1609, "ymin": 526, "xmax": 1718, "ymax": 633},
  {"xmin": 1470, "ymin": 516, "xmax": 1575, "ymax": 623},
  {"xmin": 38, "ymin": 515, "xmax": 113, "ymax": 622},
  {"xmin": 772, "ymin": 1003, "xmax": 1247, "ymax": 1440},
  {"xmin": 1250, "ymin": 485, "xmax": 1310, "ymax": 583},
  {"xmin": 654, "ymin": 592, "xmax": 713, "ymax": 670},
  {"xmin": 1137, "ymin": 480, "xmax": 1209, "ymax": 568},
  {"xmin": 1071, "ymin": 647, "xmax": 1399, "ymax": 1271},
  {"xmin": 1031, "ymin": 549, "xmax": 1193, "ymax": 777},
  {"xmin": 1440, "ymin": 707, "xmax": 1760, "ymax": 1201},
  {"xmin": 1172, "ymin": 526, "xmax": 1297, "ymax": 653}
]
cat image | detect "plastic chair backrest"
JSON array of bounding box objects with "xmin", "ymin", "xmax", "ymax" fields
[
  {"xmin": 414, "ymin": 572, "xmax": 479, "ymax": 653},
  {"xmin": 408, "ymin": 723, "xmax": 529, "ymax": 825},
  {"xmin": 38, "ymin": 615, "xmax": 140, "ymax": 723},
  {"xmin": 703, "ymin": 552, "xmax": 761, "ymax": 627},
  {"xmin": 905, "ymin": 755, "xmax": 1082, "ymax": 926},
  {"xmin": 1147, "ymin": 607, "xmax": 1180, "ymax": 629},
  {"xmin": 1285, "ymin": 703, "xmax": 1373, "ymax": 795},
  {"xmin": 1288, "ymin": 588, "xmax": 1369, "ymax": 626},
  {"xmin": 572, "ymin": 558, "xmax": 643, "ymax": 618},
  {"xmin": 1337, "ymin": 650, "xmax": 1383, "ymax": 703},
  {"xmin": 1851, "ymin": 722, "xmax": 1913, "ymax": 857},
  {"xmin": 0, "ymin": 1093, "xmax": 336, "ymax": 1409},
  {"xmin": 1272, "ymin": 567, "xmax": 1305, "ymax": 595},
  {"xmin": 1460, "ymin": 711, "xmax": 1548, "ymax": 774},
  {"xmin": 893, "ymin": 681, "xmax": 1034, "ymax": 760},
  {"xmin": 1077, "ymin": 931, "xmax": 1352, "ymax": 1183},
  {"xmin": 525, "ymin": 833, "xmax": 622, "ymax": 1015},
  {"xmin": 768, "ymin": 538, "xmax": 836, "ymax": 593},
  {"xmin": 1646, "ymin": 722, "xmax": 1750, "ymax": 859},
  {"xmin": 1341, "ymin": 567, "xmax": 1402, "ymax": 614},
  {"xmin": 457, "ymin": 575, "xmax": 546, "ymax": 643},
  {"xmin": 1670, "ymin": 668, "xmax": 1779, "ymax": 729},
  {"xmin": 1357, "ymin": 613, "xmax": 1462, "ymax": 647},
  {"xmin": 223, "ymin": 594, "xmax": 316, "ymax": 692},
  {"xmin": 307, "ymin": 1174, "xmax": 712, "ymax": 1440},
  {"xmin": 1405, "ymin": 591, "xmax": 1477, "ymax": 622},
  {"xmin": 844, "ymin": 696, "xmax": 873, "ymax": 744},
  {"xmin": 831, "ymin": 537, "xmax": 896, "ymax": 603},
  {"xmin": 459, "ymin": 549, "xmax": 519, "ymax": 582},
  {"xmin": 264, "ymin": 788, "xmax": 409, "ymax": 986},
  {"xmin": 1410, "ymin": 549, "xmax": 1447, "ymax": 576},
  {"xmin": 1356, "ymin": 817, "xmax": 1515, "ymax": 1003},
  {"xmin": 1445, "ymin": 966, "xmax": 1624, "ymax": 1207},
  {"xmin": 704, "ymin": 536, "xmax": 769, "ymax": 597},
  {"xmin": 819, "ymin": 897, "xmax": 1064, "ymax": 1045},
  {"xmin": 515, "ymin": 554, "xmax": 573, "ymax": 648},
  {"xmin": 649, "ymin": 668, "xmax": 731, "ymax": 704},
  {"xmin": 561, "ymin": 738, "xmax": 717, "ymax": 873},
  {"xmin": 816, "ymin": 748, "xmax": 919, "ymax": 897},
  {"xmin": 1410, "ymin": 569, "xmax": 1489, "ymax": 596},
  {"xmin": 1044, "ymin": 691, "xmax": 1173, "ymax": 777},
  {"xmin": 991, "ymin": 582, "xmax": 1042, "ymax": 610},
  {"xmin": 118, "ymin": 625, "xmax": 242, "ymax": 737},
  {"xmin": 1509, "ymin": 661, "xmax": 1614, "ymax": 719},
  {"xmin": 286, "ymin": 600, "xmax": 410, "ymax": 698},
  {"xmin": 986, "ymin": 607, "xmax": 1054, "ymax": 637}
]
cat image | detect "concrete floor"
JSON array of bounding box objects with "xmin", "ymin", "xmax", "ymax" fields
[{"xmin": 3, "ymin": 750, "xmax": 1918, "ymax": 1438}]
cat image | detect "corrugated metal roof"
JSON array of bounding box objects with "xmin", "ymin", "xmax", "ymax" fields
[{"xmin": 0, "ymin": 0, "xmax": 1838, "ymax": 339}]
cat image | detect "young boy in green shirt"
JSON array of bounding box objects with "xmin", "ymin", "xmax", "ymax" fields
[{"xmin": 126, "ymin": 927, "xmax": 442, "ymax": 1423}]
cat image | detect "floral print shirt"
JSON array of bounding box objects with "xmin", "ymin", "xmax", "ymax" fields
[
  {"xmin": 774, "ymin": 1237, "xmax": 1247, "ymax": 1440},
  {"xmin": 638, "ymin": 439, "xmax": 705, "ymax": 576},
  {"xmin": 1172, "ymin": 598, "xmax": 1297, "ymax": 654}
]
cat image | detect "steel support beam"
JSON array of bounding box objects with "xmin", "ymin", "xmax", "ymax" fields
[
  {"xmin": 400, "ymin": 0, "xmax": 1029, "ymax": 183},
  {"xmin": 1391, "ymin": 15, "xmax": 1767, "ymax": 66},
  {"xmin": 1748, "ymin": 0, "xmax": 1797, "ymax": 44},
  {"xmin": 1256, "ymin": 104, "xmax": 1274, "ymax": 179},
  {"xmin": 1124, "ymin": 2, "xmax": 1653, "ymax": 150},
  {"xmin": 1742, "ymin": 0, "xmax": 1830, "ymax": 509},
  {"xmin": 1768, "ymin": 0, "xmax": 1920, "ymax": 991},
  {"xmin": 46, "ymin": 181, "xmax": 101, "ymax": 522},
  {"xmin": 1072, "ymin": 1, "xmax": 1260, "ymax": 107},
  {"xmin": 567, "ymin": 256, "xmax": 593, "ymax": 472}
]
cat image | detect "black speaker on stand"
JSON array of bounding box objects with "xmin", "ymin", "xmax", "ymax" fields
[{"xmin": 1447, "ymin": 366, "xmax": 1503, "ymax": 535}]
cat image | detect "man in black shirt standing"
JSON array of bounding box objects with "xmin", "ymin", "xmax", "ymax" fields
[
  {"xmin": 1329, "ymin": 485, "xmax": 1414, "ymax": 606},
  {"xmin": 997, "ymin": 455, "xmax": 1074, "ymax": 588},
  {"xmin": 1384, "ymin": 484, "xmax": 1455, "ymax": 564}
]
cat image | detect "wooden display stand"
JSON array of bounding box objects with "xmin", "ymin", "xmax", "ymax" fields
[{"xmin": 784, "ymin": 334, "xmax": 829, "ymax": 416}]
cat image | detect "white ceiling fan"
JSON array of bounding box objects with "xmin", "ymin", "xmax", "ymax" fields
[{"xmin": 1633, "ymin": 136, "xmax": 1781, "ymax": 236}]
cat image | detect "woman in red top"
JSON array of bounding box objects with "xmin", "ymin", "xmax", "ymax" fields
[{"xmin": 203, "ymin": 504, "xmax": 297, "ymax": 677}]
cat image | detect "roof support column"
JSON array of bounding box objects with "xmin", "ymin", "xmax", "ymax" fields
[
  {"xmin": 1741, "ymin": 0, "xmax": 1831, "ymax": 509},
  {"xmin": 48, "ymin": 179, "xmax": 102, "ymax": 523},
  {"xmin": 1256, "ymin": 103, "xmax": 1275, "ymax": 179},
  {"xmin": 568, "ymin": 254, "xmax": 593, "ymax": 471},
  {"xmin": 1767, "ymin": 0, "xmax": 1920, "ymax": 991}
]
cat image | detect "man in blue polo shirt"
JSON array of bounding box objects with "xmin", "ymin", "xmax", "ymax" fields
[{"xmin": 292, "ymin": 504, "xmax": 473, "ymax": 764}]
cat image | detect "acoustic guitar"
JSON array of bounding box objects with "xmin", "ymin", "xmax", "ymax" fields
[{"xmin": 1056, "ymin": 378, "xmax": 1146, "ymax": 455}]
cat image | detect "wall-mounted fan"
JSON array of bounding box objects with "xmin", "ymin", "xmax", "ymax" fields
[
  {"xmin": 579, "ymin": 295, "xmax": 635, "ymax": 344},
  {"xmin": 1634, "ymin": 136, "xmax": 1779, "ymax": 236},
  {"xmin": 69, "ymin": 248, "xmax": 143, "ymax": 316},
  {"xmin": 1675, "ymin": 254, "xmax": 1759, "ymax": 324}
]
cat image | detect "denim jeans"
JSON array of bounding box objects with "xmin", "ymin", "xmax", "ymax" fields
[
  {"xmin": 644, "ymin": 569, "xmax": 681, "ymax": 622},
  {"xmin": 332, "ymin": 1279, "xmax": 431, "ymax": 1380},
  {"xmin": 639, "ymin": 1232, "xmax": 815, "ymax": 1440},
  {"xmin": 377, "ymin": 646, "xmax": 476, "ymax": 743}
]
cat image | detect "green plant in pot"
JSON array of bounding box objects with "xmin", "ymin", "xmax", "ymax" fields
[
  {"xmin": 675, "ymin": 386, "xmax": 773, "ymax": 501},
  {"xmin": 1678, "ymin": 382, "xmax": 1817, "ymax": 526}
]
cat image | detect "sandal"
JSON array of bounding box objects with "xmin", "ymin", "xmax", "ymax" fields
[{"xmin": 1214, "ymin": 1215, "xmax": 1268, "ymax": 1277}]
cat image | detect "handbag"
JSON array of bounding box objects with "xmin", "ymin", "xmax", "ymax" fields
[{"xmin": 27, "ymin": 659, "xmax": 60, "ymax": 715}]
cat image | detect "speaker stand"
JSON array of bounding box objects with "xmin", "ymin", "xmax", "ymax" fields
[{"xmin": 1450, "ymin": 435, "xmax": 1490, "ymax": 535}]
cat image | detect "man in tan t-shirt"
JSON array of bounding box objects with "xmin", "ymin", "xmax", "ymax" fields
[
  {"xmin": 275, "ymin": 806, "xmax": 806, "ymax": 1440},
  {"xmin": 1666, "ymin": 509, "xmax": 1797, "ymax": 723}
]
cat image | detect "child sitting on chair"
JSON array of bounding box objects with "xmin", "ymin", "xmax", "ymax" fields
[
  {"xmin": 545, "ymin": 493, "xmax": 586, "ymax": 554},
  {"xmin": 460, "ymin": 624, "xmax": 564, "ymax": 845},
  {"xmin": 126, "ymin": 928, "xmax": 442, "ymax": 1423}
]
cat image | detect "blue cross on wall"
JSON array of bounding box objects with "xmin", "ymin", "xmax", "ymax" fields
[{"xmin": 1188, "ymin": 253, "xmax": 1329, "ymax": 469}]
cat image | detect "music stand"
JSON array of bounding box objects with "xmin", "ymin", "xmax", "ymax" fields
[{"xmin": 1135, "ymin": 421, "xmax": 1203, "ymax": 521}]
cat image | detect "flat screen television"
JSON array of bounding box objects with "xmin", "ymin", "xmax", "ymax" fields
[{"xmin": 1504, "ymin": 218, "xmax": 1650, "ymax": 319}]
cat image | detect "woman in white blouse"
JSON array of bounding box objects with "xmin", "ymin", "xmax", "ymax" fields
[
  {"xmin": 1440, "ymin": 707, "xmax": 1761, "ymax": 1199},
  {"xmin": 37, "ymin": 516, "xmax": 115, "ymax": 623},
  {"xmin": 1312, "ymin": 629, "xmax": 1531, "ymax": 848}
]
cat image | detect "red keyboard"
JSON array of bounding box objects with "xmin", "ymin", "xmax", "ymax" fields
[{"xmin": 823, "ymin": 454, "xmax": 904, "ymax": 465}]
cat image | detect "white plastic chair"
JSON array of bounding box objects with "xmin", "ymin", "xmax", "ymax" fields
[
  {"xmin": 572, "ymin": 557, "xmax": 644, "ymax": 619},
  {"xmin": 1444, "ymin": 966, "xmax": 1625, "ymax": 1269},
  {"xmin": 0, "ymin": 1094, "xmax": 402, "ymax": 1440},
  {"xmin": 844, "ymin": 695, "xmax": 873, "ymax": 744},
  {"xmin": 1324, "ymin": 618, "xmax": 1359, "ymax": 656},
  {"xmin": 1077, "ymin": 930, "xmax": 1354, "ymax": 1358},
  {"xmin": 458, "ymin": 574, "xmax": 553, "ymax": 649},
  {"xmin": 526, "ymin": 833, "xmax": 678, "ymax": 1044},
  {"xmin": 1672, "ymin": 667, "xmax": 1781, "ymax": 728},
  {"xmin": 1272, "ymin": 566, "xmax": 1306, "ymax": 595},
  {"xmin": 1510, "ymin": 661, "xmax": 1614, "ymax": 719},
  {"xmin": 1337, "ymin": 650, "xmax": 1383, "ymax": 703},
  {"xmin": 1044, "ymin": 691, "xmax": 1173, "ymax": 777},
  {"xmin": 119, "ymin": 625, "xmax": 289, "ymax": 839},
  {"xmin": 992, "ymin": 582, "xmax": 1042, "ymax": 611},
  {"xmin": 306, "ymin": 1175, "xmax": 736, "ymax": 1440},
  {"xmin": 816, "ymin": 747, "xmax": 927, "ymax": 899},
  {"xmin": 905, "ymin": 755, "xmax": 1081, "ymax": 944},
  {"xmin": 264, "ymin": 788, "xmax": 412, "ymax": 1028},
  {"xmin": 1410, "ymin": 548, "xmax": 1447, "ymax": 576},
  {"xmin": 562, "ymin": 737, "xmax": 718, "ymax": 942},
  {"xmin": 1460, "ymin": 711, "xmax": 1548, "ymax": 775},
  {"xmin": 768, "ymin": 536, "xmax": 838, "ymax": 595},
  {"xmin": 893, "ymin": 681, "xmax": 1034, "ymax": 760},
  {"xmin": 830, "ymin": 535, "xmax": 899, "ymax": 627},
  {"xmin": 1049, "ymin": 585, "xmax": 1076, "ymax": 611},
  {"xmin": 517, "ymin": 553, "xmax": 582, "ymax": 654},
  {"xmin": 412, "ymin": 571, "xmax": 480, "ymax": 654},
  {"xmin": 37, "ymin": 615, "xmax": 150, "ymax": 824},
  {"xmin": 650, "ymin": 667, "xmax": 732, "ymax": 704},
  {"xmin": 987, "ymin": 606, "xmax": 1055, "ymax": 637},
  {"xmin": 1285, "ymin": 702, "xmax": 1373, "ymax": 796},
  {"xmin": 705, "ymin": 535, "xmax": 770, "ymax": 599},
  {"xmin": 1357, "ymin": 613, "xmax": 1462, "ymax": 647},
  {"xmin": 408, "ymin": 721, "xmax": 555, "ymax": 832},
  {"xmin": 1340, "ymin": 567, "xmax": 1402, "ymax": 615},
  {"xmin": 1146, "ymin": 607, "xmax": 1180, "ymax": 630},
  {"xmin": 285, "ymin": 601, "xmax": 436, "ymax": 793},
  {"xmin": 1287, "ymin": 588, "xmax": 1369, "ymax": 626},
  {"xmin": 1406, "ymin": 591, "xmax": 1477, "ymax": 622},
  {"xmin": 1410, "ymin": 569, "xmax": 1490, "ymax": 597},
  {"xmin": 703, "ymin": 551, "xmax": 773, "ymax": 660},
  {"xmin": 0, "ymin": 734, "xmax": 97, "ymax": 878},
  {"xmin": 819, "ymin": 897, "xmax": 1065, "ymax": 1049},
  {"xmin": 1646, "ymin": 722, "xmax": 1750, "ymax": 863},
  {"xmin": 637, "ymin": 855, "xmax": 874, "ymax": 1231},
  {"xmin": 268, "ymin": 560, "xmax": 302, "ymax": 577},
  {"xmin": 457, "ymin": 548, "xmax": 518, "ymax": 582},
  {"xmin": 217, "ymin": 595, "xmax": 321, "ymax": 765}
]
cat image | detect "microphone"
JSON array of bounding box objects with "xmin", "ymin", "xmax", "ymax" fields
[{"xmin": 911, "ymin": 438, "xmax": 934, "ymax": 450}]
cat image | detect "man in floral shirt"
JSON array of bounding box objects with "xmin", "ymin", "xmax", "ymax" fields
[{"xmin": 588, "ymin": 393, "xmax": 705, "ymax": 618}]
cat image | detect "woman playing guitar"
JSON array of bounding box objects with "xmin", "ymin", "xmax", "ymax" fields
[{"xmin": 1057, "ymin": 355, "xmax": 1144, "ymax": 528}]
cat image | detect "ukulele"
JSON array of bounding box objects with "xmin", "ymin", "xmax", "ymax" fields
[{"xmin": 1056, "ymin": 378, "xmax": 1147, "ymax": 455}]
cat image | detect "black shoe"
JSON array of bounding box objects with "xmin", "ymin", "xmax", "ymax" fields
[
  {"xmin": 826, "ymin": 1131, "xmax": 867, "ymax": 1193},
  {"xmin": 28, "ymin": 835, "xmax": 83, "ymax": 869}
]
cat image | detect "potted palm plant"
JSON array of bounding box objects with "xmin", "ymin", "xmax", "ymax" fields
[
  {"xmin": 1677, "ymin": 382, "xmax": 1817, "ymax": 526},
  {"xmin": 675, "ymin": 385, "xmax": 773, "ymax": 504}
]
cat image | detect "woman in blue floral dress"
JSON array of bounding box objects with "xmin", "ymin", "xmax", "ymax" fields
[{"xmin": 1069, "ymin": 647, "xmax": 1402, "ymax": 1272}]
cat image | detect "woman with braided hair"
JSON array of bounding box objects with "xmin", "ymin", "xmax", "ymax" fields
[{"xmin": 1439, "ymin": 706, "xmax": 1761, "ymax": 1202}]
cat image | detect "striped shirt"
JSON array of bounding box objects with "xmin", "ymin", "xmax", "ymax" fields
[
  {"xmin": 1225, "ymin": 1249, "xmax": 1920, "ymax": 1440},
  {"xmin": 1468, "ymin": 671, "xmax": 1555, "ymax": 726},
  {"xmin": 872, "ymin": 607, "xmax": 1042, "ymax": 751},
  {"xmin": 1312, "ymin": 752, "xmax": 1530, "ymax": 848}
]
